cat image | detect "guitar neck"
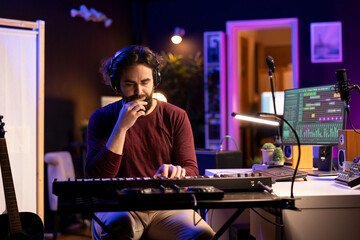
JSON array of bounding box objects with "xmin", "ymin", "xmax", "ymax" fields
[{"xmin": 0, "ymin": 138, "xmax": 22, "ymax": 234}]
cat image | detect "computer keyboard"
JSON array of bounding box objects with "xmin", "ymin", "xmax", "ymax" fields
[{"xmin": 253, "ymin": 166, "xmax": 308, "ymax": 182}]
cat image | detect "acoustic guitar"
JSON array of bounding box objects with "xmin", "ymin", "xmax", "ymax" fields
[{"xmin": 0, "ymin": 115, "xmax": 44, "ymax": 240}]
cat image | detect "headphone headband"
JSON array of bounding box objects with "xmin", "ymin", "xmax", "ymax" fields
[{"xmin": 109, "ymin": 47, "xmax": 161, "ymax": 92}]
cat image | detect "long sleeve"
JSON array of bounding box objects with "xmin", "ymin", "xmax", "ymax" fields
[
  {"xmin": 161, "ymin": 103, "xmax": 199, "ymax": 176},
  {"xmin": 85, "ymin": 107, "xmax": 122, "ymax": 178}
]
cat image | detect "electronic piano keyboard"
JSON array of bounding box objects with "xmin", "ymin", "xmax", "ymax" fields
[{"xmin": 53, "ymin": 174, "xmax": 272, "ymax": 199}]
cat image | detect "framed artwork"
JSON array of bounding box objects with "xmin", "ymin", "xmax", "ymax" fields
[{"xmin": 311, "ymin": 21, "xmax": 342, "ymax": 63}]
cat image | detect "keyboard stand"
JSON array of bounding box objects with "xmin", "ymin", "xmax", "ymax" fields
[{"xmin": 212, "ymin": 208, "xmax": 245, "ymax": 240}]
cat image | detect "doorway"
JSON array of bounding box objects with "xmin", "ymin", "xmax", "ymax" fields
[{"xmin": 223, "ymin": 18, "xmax": 299, "ymax": 166}]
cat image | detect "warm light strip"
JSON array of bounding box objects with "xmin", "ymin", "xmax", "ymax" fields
[{"xmin": 232, "ymin": 114, "xmax": 280, "ymax": 126}]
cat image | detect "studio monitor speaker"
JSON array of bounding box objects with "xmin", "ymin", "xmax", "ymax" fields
[
  {"xmin": 283, "ymin": 146, "xmax": 293, "ymax": 161},
  {"xmin": 338, "ymin": 130, "xmax": 360, "ymax": 170},
  {"xmin": 283, "ymin": 145, "xmax": 313, "ymax": 169}
]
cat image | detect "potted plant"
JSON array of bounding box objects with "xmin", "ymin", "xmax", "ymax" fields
[
  {"xmin": 261, "ymin": 143, "xmax": 276, "ymax": 165},
  {"xmin": 158, "ymin": 52, "xmax": 204, "ymax": 147},
  {"xmin": 272, "ymin": 147, "xmax": 285, "ymax": 165}
]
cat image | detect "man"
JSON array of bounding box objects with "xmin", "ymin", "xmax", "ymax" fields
[{"xmin": 86, "ymin": 46, "xmax": 215, "ymax": 240}]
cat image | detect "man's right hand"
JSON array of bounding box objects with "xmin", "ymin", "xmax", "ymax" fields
[
  {"xmin": 116, "ymin": 98, "xmax": 148, "ymax": 131},
  {"xmin": 105, "ymin": 98, "xmax": 147, "ymax": 154}
]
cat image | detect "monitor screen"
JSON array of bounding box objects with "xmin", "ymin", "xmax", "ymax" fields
[
  {"xmin": 261, "ymin": 91, "xmax": 284, "ymax": 115},
  {"xmin": 282, "ymin": 84, "xmax": 345, "ymax": 145}
]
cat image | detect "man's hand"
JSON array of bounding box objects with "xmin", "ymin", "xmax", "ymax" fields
[
  {"xmin": 116, "ymin": 98, "xmax": 147, "ymax": 131},
  {"xmin": 105, "ymin": 98, "xmax": 147, "ymax": 155},
  {"xmin": 153, "ymin": 164, "xmax": 186, "ymax": 179}
]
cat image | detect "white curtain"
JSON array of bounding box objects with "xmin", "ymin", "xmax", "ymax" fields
[{"xmin": 0, "ymin": 27, "xmax": 37, "ymax": 213}]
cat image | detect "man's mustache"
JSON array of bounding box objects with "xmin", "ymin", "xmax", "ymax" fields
[
  {"xmin": 123, "ymin": 94, "xmax": 153, "ymax": 113},
  {"xmin": 123, "ymin": 94, "xmax": 147, "ymax": 103}
]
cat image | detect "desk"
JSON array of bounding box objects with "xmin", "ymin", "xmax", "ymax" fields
[
  {"xmin": 268, "ymin": 176, "xmax": 360, "ymax": 240},
  {"xmin": 206, "ymin": 169, "xmax": 360, "ymax": 240}
]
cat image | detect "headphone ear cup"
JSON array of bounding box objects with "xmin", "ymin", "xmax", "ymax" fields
[
  {"xmin": 153, "ymin": 55, "xmax": 161, "ymax": 88},
  {"xmin": 155, "ymin": 70, "xmax": 161, "ymax": 87},
  {"xmin": 110, "ymin": 70, "xmax": 121, "ymax": 92},
  {"xmin": 109, "ymin": 52, "xmax": 121, "ymax": 92}
]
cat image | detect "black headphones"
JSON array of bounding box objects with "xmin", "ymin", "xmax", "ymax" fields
[{"xmin": 108, "ymin": 47, "xmax": 161, "ymax": 92}]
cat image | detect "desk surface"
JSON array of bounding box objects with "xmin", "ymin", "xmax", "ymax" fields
[
  {"xmin": 206, "ymin": 168, "xmax": 360, "ymax": 209},
  {"xmin": 206, "ymin": 169, "xmax": 360, "ymax": 240},
  {"xmin": 273, "ymin": 177, "xmax": 360, "ymax": 196},
  {"xmin": 205, "ymin": 168, "xmax": 360, "ymax": 195}
]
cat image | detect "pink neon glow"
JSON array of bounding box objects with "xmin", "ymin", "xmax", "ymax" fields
[{"xmin": 224, "ymin": 18, "xmax": 299, "ymax": 150}]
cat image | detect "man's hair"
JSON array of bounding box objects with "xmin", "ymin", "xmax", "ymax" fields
[{"xmin": 100, "ymin": 45, "xmax": 162, "ymax": 95}]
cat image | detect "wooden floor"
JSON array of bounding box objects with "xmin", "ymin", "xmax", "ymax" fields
[
  {"xmin": 44, "ymin": 220, "xmax": 92, "ymax": 240},
  {"xmin": 45, "ymin": 234, "xmax": 92, "ymax": 240}
]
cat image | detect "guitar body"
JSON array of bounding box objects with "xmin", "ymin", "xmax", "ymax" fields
[
  {"xmin": 0, "ymin": 212, "xmax": 44, "ymax": 240},
  {"xmin": 0, "ymin": 116, "xmax": 44, "ymax": 240}
]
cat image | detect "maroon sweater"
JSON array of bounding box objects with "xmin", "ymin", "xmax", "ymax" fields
[{"xmin": 85, "ymin": 100, "xmax": 199, "ymax": 178}]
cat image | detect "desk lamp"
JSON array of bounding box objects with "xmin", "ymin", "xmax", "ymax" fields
[{"xmin": 232, "ymin": 112, "xmax": 301, "ymax": 198}]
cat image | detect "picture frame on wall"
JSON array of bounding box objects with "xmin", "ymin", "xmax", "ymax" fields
[{"xmin": 311, "ymin": 21, "xmax": 342, "ymax": 63}]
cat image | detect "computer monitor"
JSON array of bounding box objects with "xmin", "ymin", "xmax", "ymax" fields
[
  {"xmin": 261, "ymin": 91, "xmax": 285, "ymax": 115},
  {"xmin": 282, "ymin": 84, "xmax": 345, "ymax": 146}
]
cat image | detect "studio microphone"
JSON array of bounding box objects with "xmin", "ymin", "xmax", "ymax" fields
[
  {"xmin": 335, "ymin": 69, "xmax": 351, "ymax": 104},
  {"xmin": 266, "ymin": 56, "xmax": 275, "ymax": 73}
]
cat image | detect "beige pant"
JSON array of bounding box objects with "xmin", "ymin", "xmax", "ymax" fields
[{"xmin": 94, "ymin": 210, "xmax": 215, "ymax": 240}]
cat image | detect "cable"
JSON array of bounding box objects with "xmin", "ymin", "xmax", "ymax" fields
[
  {"xmin": 353, "ymin": 84, "xmax": 360, "ymax": 95},
  {"xmin": 190, "ymin": 193, "xmax": 197, "ymax": 208},
  {"xmin": 250, "ymin": 208, "xmax": 284, "ymax": 228},
  {"xmin": 190, "ymin": 194, "xmax": 204, "ymax": 226},
  {"xmin": 257, "ymin": 181, "xmax": 275, "ymax": 195},
  {"xmin": 257, "ymin": 112, "xmax": 300, "ymax": 199},
  {"xmin": 219, "ymin": 135, "xmax": 239, "ymax": 151}
]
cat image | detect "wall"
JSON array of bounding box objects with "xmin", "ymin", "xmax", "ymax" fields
[
  {"xmin": 147, "ymin": 0, "xmax": 360, "ymax": 131},
  {"xmin": 0, "ymin": 0, "xmax": 132, "ymax": 154}
]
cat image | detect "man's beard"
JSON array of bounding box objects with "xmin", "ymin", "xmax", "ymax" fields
[{"xmin": 123, "ymin": 93, "xmax": 153, "ymax": 113}]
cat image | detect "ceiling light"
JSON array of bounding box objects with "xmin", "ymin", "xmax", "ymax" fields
[{"xmin": 171, "ymin": 27, "xmax": 185, "ymax": 44}]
